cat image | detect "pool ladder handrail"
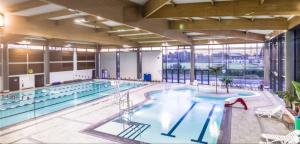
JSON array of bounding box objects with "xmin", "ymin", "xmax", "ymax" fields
[
  {"xmin": 119, "ymin": 91, "xmax": 133, "ymax": 124},
  {"xmin": 112, "ymin": 80, "xmax": 121, "ymax": 104}
]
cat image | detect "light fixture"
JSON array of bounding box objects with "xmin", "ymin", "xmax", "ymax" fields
[
  {"xmin": 208, "ymin": 40, "xmax": 218, "ymax": 44},
  {"xmin": 117, "ymin": 29, "xmax": 125, "ymax": 32},
  {"xmin": 134, "ymin": 27, "xmax": 140, "ymax": 31},
  {"xmin": 96, "ymin": 16, "xmax": 103, "ymax": 20},
  {"xmin": 161, "ymin": 42, "xmax": 169, "ymax": 47},
  {"xmin": 0, "ymin": 13, "xmax": 5, "ymax": 27},
  {"xmin": 179, "ymin": 23, "xmax": 184, "ymax": 30},
  {"xmin": 74, "ymin": 18, "xmax": 87, "ymax": 24},
  {"xmin": 64, "ymin": 44, "xmax": 72, "ymax": 48},
  {"xmin": 68, "ymin": 8, "xmax": 75, "ymax": 12},
  {"xmin": 123, "ymin": 44, "xmax": 131, "ymax": 48},
  {"xmin": 18, "ymin": 40, "xmax": 31, "ymax": 45}
]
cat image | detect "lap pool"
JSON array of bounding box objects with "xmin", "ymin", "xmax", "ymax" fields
[
  {"xmin": 0, "ymin": 80, "xmax": 145, "ymax": 129},
  {"xmin": 85, "ymin": 87, "xmax": 255, "ymax": 143}
]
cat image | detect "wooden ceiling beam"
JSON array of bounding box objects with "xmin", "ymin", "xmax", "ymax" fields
[
  {"xmin": 28, "ymin": 10, "xmax": 76, "ymax": 21},
  {"xmin": 44, "ymin": 0, "xmax": 192, "ymax": 45},
  {"xmin": 4, "ymin": 15, "xmax": 137, "ymax": 46},
  {"xmin": 144, "ymin": 0, "xmax": 171, "ymax": 18},
  {"xmin": 288, "ymin": 16, "xmax": 300, "ymax": 29},
  {"xmin": 185, "ymin": 30, "xmax": 266, "ymax": 42},
  {"xmin": 139, "ymin": 41, "xmax": 182, "ymax": 47},
  {"xmin": 6, "ymin": 0, "xmax": 47, "ymax": 12},
  {"xmin": 210, "ymin": 0, "xmax": 215, "ymax": 5},
  {"xmin": 192, "ymin": 38, "xmax": 259, "ymax": 45},
  {"xmin": 170, "ymin": 19, "xmax": 288, "ymax": 31},
  {"xmin": 126, "ymin": 34, "xmax": 162, "ymax": 39},
  {"xmin": 136, "ymin": 37, "xmax": 171, "ymax": 42},
  {"xmin": 148, "ymin": 0, "xmax": 300, "ymax": 18}
]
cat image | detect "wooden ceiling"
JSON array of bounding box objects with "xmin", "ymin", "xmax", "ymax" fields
[{"xmin": 0, "ymin": 0, "xmax": 299, "ymax": 47}]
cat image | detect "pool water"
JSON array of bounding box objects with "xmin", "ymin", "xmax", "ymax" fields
[
  {"xmin": 91, "ymin": 88, "xmax": 228, "ymax": 143},
  {"xmin": 0, "ymin": 80, "xmax": 145, "ymax": 129}
]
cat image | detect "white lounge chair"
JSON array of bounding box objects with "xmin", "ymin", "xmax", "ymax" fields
[
  {"xmin": 260, "ymin": 130, "xmax": 300, "ymax": 144},
  {"xmin": 255, "ymin": 105, "xmax": 284, "ymax": 119}
]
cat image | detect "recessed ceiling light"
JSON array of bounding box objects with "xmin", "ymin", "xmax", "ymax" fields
[
  {"xmin": 123, "ymin": 45, "xmax": 131, "ymax": 48},
  {"xmin": 74, "ymin": 18, "xmax": 87, "ymax": 24},
  {"xmin": 161, "ymin": 42, "xmax": 169, "ymax": 47},
  {"xmin": 68, "ymin": 8, "xmax": 75, "ymax": 12},
  {"xmin": 64, "ymin": 44, "xmax": 72, "ymax": 47},
  {"xmin": 117, "ymin": 29, "xmax": 125, "ymax": 32},
  {"xmin": 96, "ymin": 16, "xmax": 104, "ymax": 20},
  {"xmin": 18, "ymin": 40, "xmax": 31, "ymax": 45}
]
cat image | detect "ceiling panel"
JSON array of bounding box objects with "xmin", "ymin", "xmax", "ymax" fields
[
  {"xmin": 13, "ymin": 3, "xmax": 65, "ymax": 16},
  {"xmin": 245, "ymin": 30, "xmax": 274, "ymax": 35},
  {"xmin": 129, "ymin": 0, "xmax": 148, "ymax": 5},
  {"xmin": 0, "ymin": 0, "xmax": 29, "ymax": 7},
  {"xmin": 49, "ymin": 12, "xmax": 88, "ymax": 20},
  {"xmin": 102, "ymin": 20, "xmax": 123, "ymax": 27},
  {"xmin": 172, "ymin": 0, "xmax": 232, "ymax": 4}
]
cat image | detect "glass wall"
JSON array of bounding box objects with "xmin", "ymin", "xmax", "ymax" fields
[
  {"xmin": 267, "ymin": 34, "xmax": 285, "ymax": 93},
  {"xmin": 162, "ymin": 43, "xmax": 264, "ymax": 88},
  {"xmin": 194, "ymin": 43, "xmax": 264, "ymax": 88},
  {"xmin": 162, "ymin": 46, "xmax": 191, "ymax": 83},
  {"xmin": 195, "ymin": 45, "xmax": 210, "ymax": 84},
  {"xmin": 295, "ymin": 28, "xmax": 300, "ymax": 82}
]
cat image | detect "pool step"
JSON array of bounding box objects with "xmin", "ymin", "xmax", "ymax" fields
[{"xmin": 117, "ymin": 121, "xmax": 150, "ymax": 140}]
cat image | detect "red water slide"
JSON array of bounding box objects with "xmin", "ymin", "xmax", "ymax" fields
[{"xmin": 224, "ymin": 98, "xmax": 248, "ymax": 110}]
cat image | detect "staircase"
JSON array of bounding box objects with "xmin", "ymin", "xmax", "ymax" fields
[{"xmin": 116, "ymin": 120, "xmax": 151, "ymax": 140}]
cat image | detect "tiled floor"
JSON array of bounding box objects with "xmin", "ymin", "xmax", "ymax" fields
[
  {"xmin": 230, "ymin": 90, "xmax": 290, "ymax": 143},
  {"xmin": 0, "ymin": 83, "xmax": 291, "ymax": 144}
]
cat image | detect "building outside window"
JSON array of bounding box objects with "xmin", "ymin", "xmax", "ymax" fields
[{"xmin": 162, "ymin": 43, "xmax": 264, "ymax": 88}]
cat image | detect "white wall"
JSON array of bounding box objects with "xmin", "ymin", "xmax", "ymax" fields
[
  {"xmin": 50, "ymin": 69, "xmax": 93, "ymax": 83},
  {"xmin": 0, "ymin": 76, "xmax": 3, "ymax": 91},
  {"xmin": 100, "ymin": 52, "xmax": 116, "ymax": 79},
  {"xmin": 120, "ymin": 52, "xmax": 137, "ymax": 79},
  {"xmin": 142, "ymin": 51, "xmax": 162, "ymax": 81},
  {"xmin": 19, "ymin": 74, "xmax": 35, "ymax": 89}
]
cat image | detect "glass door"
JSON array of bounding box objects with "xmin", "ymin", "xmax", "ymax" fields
[{"xmin": 195, "ymin": 69, "xmax": 210, "ymax": 85}]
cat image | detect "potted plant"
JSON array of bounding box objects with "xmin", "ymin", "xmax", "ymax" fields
[
  {"xmin": 277, "ymin": 91, "xmax": 295, "ymax": 108},
  {"xmin": 221, "ymin": 77, "xmax": 233, "ymax": 94},
  {"xmin": 208, "ymin": 65, "xmax": 224, "ymax": 94}
]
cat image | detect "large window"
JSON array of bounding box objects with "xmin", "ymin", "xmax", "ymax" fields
[
  {"xmin": 162, "ymin": 46, "xmax": 191, "ymax": 83},
  {"xmin": 295, "ymin": 28, "xmax": 300, "ymax": 82},
  {"xmin": 268, "ymin": 34, "xmax": 285, "ymax": 93},
  {"xmin": 194, "ymin": 43, "xmax": 264, "ymax": 88},
  {"xmin": 162, "ymin": 43, "xmax": 264, "ymax": 87}
]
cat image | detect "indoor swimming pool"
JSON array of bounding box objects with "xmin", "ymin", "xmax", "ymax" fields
[
  {"xmin": 85, "ymin": 87, "xmax": 254, "ymax": 143},
  {"xmin": 0, "ymin": 80, "xmax": 145, "ymax": 129}
]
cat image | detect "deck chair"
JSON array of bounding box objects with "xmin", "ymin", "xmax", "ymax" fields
[
  {"xmin": 255, "ymin": 105, "xmax": 284, "ymax": 119},
  {"xmin": 261, "ymin": 130, "xmax": 300, "ymax": 144}
]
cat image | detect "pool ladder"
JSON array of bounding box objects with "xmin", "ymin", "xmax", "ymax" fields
[
  {"xmin": 119, "ymin": 91, "xmax": 133, "ymax": 124},
  {"xmin": 112, "ymin": 80, "xmax": 121, "ymax": 104}
]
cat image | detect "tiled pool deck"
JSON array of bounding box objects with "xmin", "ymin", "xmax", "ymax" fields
[{"xmin": 0, "ymin": 83, "xmax": 290, "ymax": 143}]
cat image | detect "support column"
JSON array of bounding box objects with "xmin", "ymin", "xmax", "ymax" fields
[
  {"xmin": 44, "ymin": 41, "xmax": 50, "ymax": 85},
  {"xmin": 2, "ymin": 41, "xmax": 9, "ymax": 91},
  {"xmin": 190, "ymin": 45, "xmax": 195, "ymax": 84},
  {"xmin": 137, "ymin": 48, "xmax": 142, "ymax": 80},
  {"xmin": 263, "ymin": 42, "xmax": 270, "ymax": 87},
  {"xmin": 95, "ymin": 45, "xmax": 101, "ymax": 79},
  {"xmin": 116, "ymin": 50, "xmax": 120, "ymax": 79},
  {"xmin": 285, "ymin": 30, "xmax": 295, "ymax": 92}
]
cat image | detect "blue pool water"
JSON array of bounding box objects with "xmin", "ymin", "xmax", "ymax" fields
[
  {"xmin": 0, "ymin": 80, "xmax": 145, "ymax": 129},
  {"xmin": 91, "ymin": 88, "xmax": 232, "ymax": 143}
]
